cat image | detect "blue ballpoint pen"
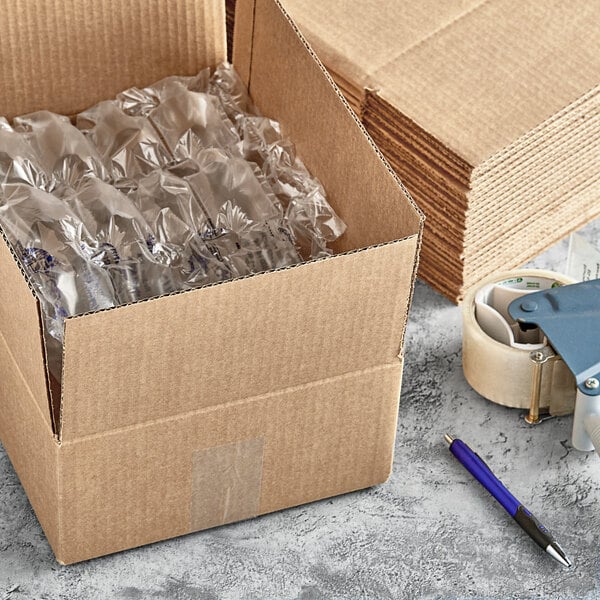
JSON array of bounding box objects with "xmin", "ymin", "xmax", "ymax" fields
[{"xmin": 444, "ymin": 434, "xmax": 572, "ymax": 567}]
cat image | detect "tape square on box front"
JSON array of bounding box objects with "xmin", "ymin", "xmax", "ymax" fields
[{"xmin": 191, "ymin": 437, "xmax": 264, "ymax": 531}]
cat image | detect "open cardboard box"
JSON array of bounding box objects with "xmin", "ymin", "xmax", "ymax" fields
[{"xmin": 0, "ymin": 0, "xmax": 423, "ymax": 563}]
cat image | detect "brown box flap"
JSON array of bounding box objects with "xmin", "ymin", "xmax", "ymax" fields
[
  {"xmin": 0, "ymin": 0, "xmax": 226, "ymax": 119},
  {"xmin": 234, "ymin": 0, "xmax": 423, "ymax": 252},
  {"xmin": 60, "ymin": 237, "xmax": 418, "ymax": 441},
  {"xmin": 0, "ymin": 232, "xmax": 53, "ymax": 429}
]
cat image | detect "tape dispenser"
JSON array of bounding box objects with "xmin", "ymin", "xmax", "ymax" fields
[{"xmin": 463, "ymin": 270, "xmax": 600, "ymax": 453}]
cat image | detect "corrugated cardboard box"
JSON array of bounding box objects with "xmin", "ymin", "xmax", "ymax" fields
[
  {"xmin": 279, "ymin": 0, "xmax": 600, "ymax": 302},
  {"xmin": 0, "ymin": 0, "xmax": 423, "ymax": 563}
]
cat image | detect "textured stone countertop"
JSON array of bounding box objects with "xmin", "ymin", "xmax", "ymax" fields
[{"xmin": 0, "ymin": 223, "xmax": 599, "ymax": 600}]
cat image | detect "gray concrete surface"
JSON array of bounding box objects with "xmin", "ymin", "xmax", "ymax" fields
[{"xmin": 0, "ymin": 222, "xmax": 599, "ymax": 599}]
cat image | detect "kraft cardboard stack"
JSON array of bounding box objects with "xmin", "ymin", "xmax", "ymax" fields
[
  {"xmin": 0, "ymin": 0, "xmax": 422, "ymax": 564},
  {"xmin": 281, "ymin": 0, "xmax": 600, "ymax": 302},
  {"xmin": 226, "ymin": 0, "xmax": 235, "ymax": 60}
]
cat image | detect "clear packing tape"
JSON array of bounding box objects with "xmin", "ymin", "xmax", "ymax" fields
[
  {"xmin": 463, "ymin": 229, "xmax": 600, "ymax": 418},
  {"xmin": 0, "ymin": 64, "xmax": 346, "ymax": 381},
  {"xmin": 462, "ymin": 270, "xmax": 578, "ymax": 416}
]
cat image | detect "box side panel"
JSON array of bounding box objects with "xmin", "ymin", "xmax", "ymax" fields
[
  {"xmin": 0, "ymin": 333, "xmax": 60, "ymax": 555},
  {"xmin": 0, "ymin": 233, "xmax": 53, "ymax": 428},
  {"xmin": 233, "ymin": 0, "xmax": 422, "ymax": 254},
  {"xmin": 61, "ymin": 237, "xmax": 417, "ymax": 439},
  {"xmin": 57, "ymin": 361, "xmax": 402, "ymax": 564},
  {"xmin": 0, "ymin": 0, "xmax": 226, "ymax": 119}
]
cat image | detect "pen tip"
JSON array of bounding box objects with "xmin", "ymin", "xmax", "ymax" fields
[
  {"xmin": 547, "ymin": 543, "xmax": 572, "ymax": 568},
  {"xmin": 444, "ymin": 434, "xmax": 454, "ymax": 445}
]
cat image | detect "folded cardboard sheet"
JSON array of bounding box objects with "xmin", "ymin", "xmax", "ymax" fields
[
  {"xmin": 278, "ymin": 0, "xmax": 600, "ymax": 301},
  {"xmin": 0, "ymin": 0, "xmax": 422, "ymax": 563}
]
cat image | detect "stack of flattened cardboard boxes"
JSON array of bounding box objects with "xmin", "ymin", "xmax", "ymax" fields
[
  {"xmin": 0, "ymin": 0, "xmax": 422, "ymax": 564},
  {"xmin": 275, "ymin": 0, "xmax": 600, "ymax": 302},
  {"xmin": 226, "ymin": 0, "xmax": 236, "ymax": 60}
]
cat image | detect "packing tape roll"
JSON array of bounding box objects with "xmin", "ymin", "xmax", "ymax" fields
[{"xmin": 463, "ymin": 269, "xmax": 577, "ymax": 411}]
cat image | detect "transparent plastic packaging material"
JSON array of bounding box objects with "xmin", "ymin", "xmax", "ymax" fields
[
  {"xmin": 0, "ymin": 62, "xmax": 347, "ymax": 384},
  {"xmin": 65, "ymin": 178, "xmax": 180, "ymax": 303},
  {"xmin": 263, "ymin": 147, "xmax": 347, "ymax": 258},
  {"xmin": 186, "ymin": 148, "xmax": 302, "ymax": 275},
  {"xmin": 0, "ymin": 184, "xmax": 116, "ymax": 378},
  {"xmin": 233, "ymin": 114, "xmax": 347, "ymax": 257},
  {"xmin": 133, "ymin": 163, "xmax": 299, "ymax": 287},
  {"xmin": 196, "ymin": 64, "xmax": 346, "ymax": 259},
  {"xmin": 189, "ymin": 148, "xmax": 283, "ymax": 224},
  {"xmin": 112, "ymin": 67, "xmax": 306, "ymax": 274},
  {"xmin": 77, "ymin": 101, "xmax": 172, "ymax": 185},
  {"xmin": 0, "ymin": 118, "xmax": 48, "ymax": 192},
  {"xmin": 13, "ymin": 111, "xmax": 109, "ymax": 193},
  {"xmin": 131, "ymin": 169, "xmax": 232, "ymax": 287},
  {"xmin": 133, "ymin": 169, "xmax": 206, "ymax": 248},
  {"xmin": 202, "ymin": 63, "xmax": 256, "ymax": 122},
  {"xmin": 117, "ymin": 78, "xmax": 239, "ymax": 161},
  {"xmin": 91, "ymin": 63, "xmax": 345, "ymax": 262}
]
